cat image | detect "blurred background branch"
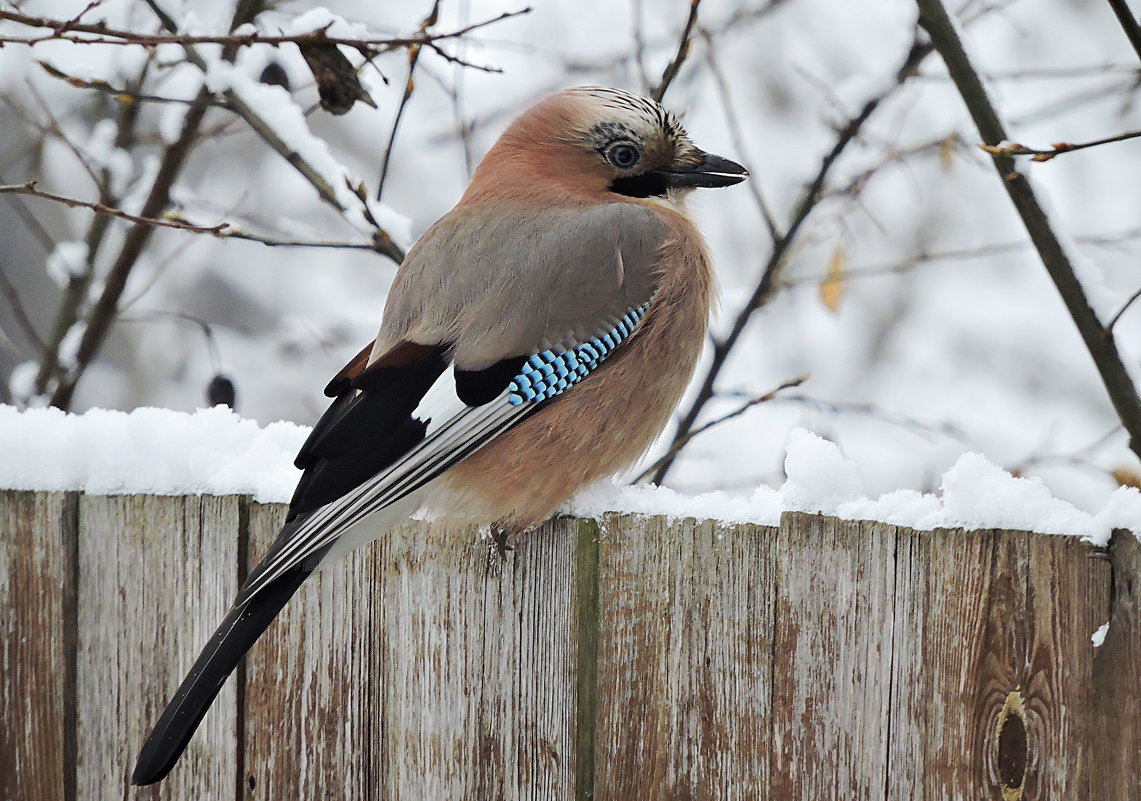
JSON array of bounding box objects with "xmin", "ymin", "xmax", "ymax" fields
[{"xmin": 916, "ymin": 0, "xmax": 1141, "ymax": 462}]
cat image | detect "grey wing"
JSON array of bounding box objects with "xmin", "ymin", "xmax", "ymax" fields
[
  {"xmin": 238, "ymin": 202, "xmax": 667, "ymax": 602},
  {"xmin": 378, "ymin": 201, "xmax": 666, "ymax": 367}
]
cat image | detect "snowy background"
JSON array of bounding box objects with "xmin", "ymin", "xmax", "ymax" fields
[{"xmin": 2, "ymin": 0, "xmax": 1141, "ymax": 517}]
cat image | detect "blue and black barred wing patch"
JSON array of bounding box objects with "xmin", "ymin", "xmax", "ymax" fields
[
  {"xmin": 237, "ymin": 302, "xmax": 652, "ymax": 604},
  {"xmin": 507, "ymin": 304, "xmax": 648, "ymax": 405}
]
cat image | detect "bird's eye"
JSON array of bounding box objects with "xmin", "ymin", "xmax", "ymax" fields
[{"xmin": 605, "ymin": 143, "xmax": 640, "ymax": 169}]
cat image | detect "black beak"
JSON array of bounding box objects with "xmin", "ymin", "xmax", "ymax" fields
[{"xmin": 662, "ymin": 151, "xmax": 748, "ymax": 189}]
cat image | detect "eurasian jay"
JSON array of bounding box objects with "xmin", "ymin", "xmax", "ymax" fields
[{"xmin": 132, "ymin": 85, "xmax": 746, "ymax": 785}]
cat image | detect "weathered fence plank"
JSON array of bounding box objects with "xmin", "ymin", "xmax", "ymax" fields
[
  {"xmin": 1090, "ymin": 529, "xmax": 1141, "ymax": 800},
  {"xmin": 371, "ymin": 516, "xmax": 582, "ymax": 800},
  {"xmin": 74, "ymin": 494, "xmax": 242, "ymax": 801},
  {"xmin": 0, "ymin": 491, "xmax": 76, "ymax": 801},
  {"xmin": 769, "ymin": 513, "xmax": 898, "ymax": 801},
  {"xmin": 1017, "ymin": 528, "xmax": 1110, "ymax": 798},
  {"xmin": 887, "ymin": 525, "xmax": 994, "ymax": 799},
  {"xmin": 2, "ymin": 491, "xmax": 1139, "ymax": 801},
  {"xmin": 888, "ymin": 527, "xmax": 1112, "ymax": 800},
  {"xmin": 593, "ymin": 514, "xmax": 775, "ymax": 801}
]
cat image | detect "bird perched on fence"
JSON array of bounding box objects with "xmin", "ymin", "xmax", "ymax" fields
[{"xmin": 132, "ymin": 85, "xmax": 746, "ymax": 785}]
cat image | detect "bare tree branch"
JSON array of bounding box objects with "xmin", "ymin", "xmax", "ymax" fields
[
  {"xmin": 779, "ymin": 225, "xmax": 1141, "ymax": 290},
  {"xmin": 651, "ymin": 0, "xmax": 702, "ymax": 102},
  {"xmin": 136, "ymin": 0, "xmax": 407, "ymax": 263},
  {"xmin": 763, "ymin": 393, "xmax": 966, "ymax": 441},
  {"xmin": 218, "ymin": 230, "xmax": 377, "ymax": 249},
  {"xmin": 701, "ymin": 27, "xmax": 780, "ymax": 242},
  {"xmin": 38, "ymin": 60, "xmax": 233, "ymax": 109},
  {"xmin": 630, "ymin": 0, "xmax": 653, "ymax": 94},
  {"xmin": 0, "ymin": 265, "xmax": 45, "ymax": 354},
  {"xmin": 1108, "ymin": 285, "xmax": 1141, "ymax": 333},
  {"xmin": 1005, "ymin": 425, "xmax": 1124, "ymax": 479},
  {"xmin": 0, "ymin": 163, "xmax": 57, "ymax": 254},
  {"xmin": 32, "ymin": 55, "xmax": 152, "ymax": 401},
  {"xmin": 826, "ymin": 133, "xmax": 962, "ymax": 199},
  {"xmin": 377, "ymin": 1, "xmax": 440, "ymax": 201},
  {"xmin": 24, "ymin": 82, "xmax": 105, "ymax": 190},
  {"xmin": 1106, "ymin": 0, "xmax": 1141, "ymax": 63},
  {"xmin": 917, "ymin": 0, "xmax": 1141, "ymax": 462},
  {"xmin": 0, "ymin": 182, "xmax": 229, "ymax": 234},
  {"xmin": 0, "ymin": 7, "xmax": 532, "ymax": 63},
  {"xmin": 979, "ymin": 128, "xmax": 1141, "ymax": 161},
  {"xmin": 915, "ymin": 62, "xmax": 1141, "ymax": 81}
]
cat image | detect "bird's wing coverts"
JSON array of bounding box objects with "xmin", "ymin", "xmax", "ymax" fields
[{"xmin": 377, "ymin": 202, "xmax": 665, "ymax": 366}]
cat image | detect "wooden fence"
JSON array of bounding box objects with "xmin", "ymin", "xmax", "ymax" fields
[{"xmin": 1, "ymin": 489, "xmax": 1138, "ymax": 800}]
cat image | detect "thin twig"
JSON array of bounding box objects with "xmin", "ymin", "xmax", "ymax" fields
[
  {"xmin": 377, "ymin": 2, "xmax": 440, "ymax": 201},
  {"xmin": 635, "ymin": 374, "xmax": 808, "ymax": 483},
  {"xmin": 630, "ymin": 0, "xmax": 652, "ymax": 94},
  {"xmin": 556, "ymin": 0, "xmax": 786, "ymax": 80},
  {"xmin": 651, "ymin": 30, "xmax": 935, "ymax": 483},
  {"xmin": 1011, "ymin": 74, "xmax": 1140, "ymax": 127},
  {"xmin": 0, "ymin": 265, "xmax": 46, "ymax": 353},
  {"xmin": 448, "ymin": 4, "xmax": 478, "ymax": 178},
  {"xmin": 1006, "ymin": 425, "xmax": 1124, "ymax": 478},
  {"xmin": 1108, "ymin": 285, "xmax": 1141, "ymax": 333},
  {"xmin": 701, "ymin": 27, "xmax": 780, "ymax": 242},
  {"xmin": 117, "ymin": 310, "xmax": 226, "ymax": 370},
  {"xmin": 376, "ymin": 58, "xmax": 420, "ymax": 201},
  {"xmin": 828, "ymin": 134, "xmax": 961, "ymax": 198},
  {"xmin": 762, "ymin": 393, "xmax": 966, "ymax": 440},
  {"xmin": 0, "ymin": 182, "xmax": 230, "ymax": 234},
  {"xmin": 651, "ymin": 0, "xmax": 702, "ymax": 102},
  {"xmin": 979, "ymin": 128, "xmax": 1141, "ymax": 162},
  {"xmin": 32, "ymin": 55, "xmax": 152, "ymax": 399},
  {"xmin": 0, "ymin": 163, "xmax": 57, "ymax": 254},
  {"xmin": 778, "ymin": 223, "xmax": 1141, "ymax": 295},
  {"xmin": 24, "ymin": 81, "xmax": 105, "ymax": 190},
  {"xmin": 38, "ymin": 60, "xmax": 233, "ymax": 108},
  {"xmin": 1106, "ymin": 0, "xmax": 1141, "ymax": 63},
  {"xmin": 915, "ymin": 63, "xmax": 1141, "ymax": 81},
  {"xmin": 0, "ymin": 7, "xmax": 531, "ymax": 55},
  {"xmin": 916, "ymin": 0, "xmax": 1141, "ymax": 462},
  {"xmin": 219, "ymin": 230, "xmax": 377, "ymax": 249}
]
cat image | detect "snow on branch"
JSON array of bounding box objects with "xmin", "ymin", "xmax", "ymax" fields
[{"xmin": 0, "ymin": 7, "xmax": 531, "ymax": 72}]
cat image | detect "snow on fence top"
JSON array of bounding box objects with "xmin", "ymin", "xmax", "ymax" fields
[{"xmin": 3, "ymin": 404, "xmax": 1139, "ymax": 546}]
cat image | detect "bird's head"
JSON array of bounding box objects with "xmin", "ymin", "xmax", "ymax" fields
[{"xmin": 466, "ymin": 86, "xmax": 747, "ymax": 203}]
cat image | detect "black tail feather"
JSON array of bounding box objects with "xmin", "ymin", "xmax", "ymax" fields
[{"xmin": 131, "ymin": 568, "xmax": 310, "ymax": 786}]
